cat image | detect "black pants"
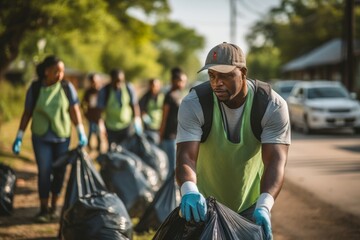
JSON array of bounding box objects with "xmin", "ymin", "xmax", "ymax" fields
[{"xmin": 106, "ymin": 126, "xmax": 131, "ymax": 149}]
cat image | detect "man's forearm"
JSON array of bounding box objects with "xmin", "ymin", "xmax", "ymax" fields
[
  {"xmin": 261, "ymin": 144, "xmax": 288, "ymax": 199},
  {"xmin": 175, "ymin": 142, "xmax": 200, "ymax": 186}
]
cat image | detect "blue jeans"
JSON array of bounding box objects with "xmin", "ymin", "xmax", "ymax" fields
[
  {"xmin": 32, "ymin": 136, "xmax": 70, "ymax": 199},
  {"xmin": 160, "ymin": 139, "xmax": 176, "ymax": 179},
  {"xmin": 88, "ymin": 121, "xmax": 101, "ymax": 149}
]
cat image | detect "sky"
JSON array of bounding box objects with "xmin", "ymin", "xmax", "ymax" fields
[{"xmin": 168, "ymin": 0, "xmax": 280, "ymax": 60}]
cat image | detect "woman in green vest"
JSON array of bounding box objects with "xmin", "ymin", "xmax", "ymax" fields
[{"xmin": 12, "ymin": 55, "xmax": 88, "ymax": 223}]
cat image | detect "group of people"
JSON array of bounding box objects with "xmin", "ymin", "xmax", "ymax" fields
[
  {"xmin": 11, "ymin": 56, "xmax": 188, "ymax": 223},
  {"xmin": 12, "ymin": 42, "xmax": 290, "ymax": 240},
  {"xmin": 81, "ymin": 67, "xmax": 188, "ymax": 170}
]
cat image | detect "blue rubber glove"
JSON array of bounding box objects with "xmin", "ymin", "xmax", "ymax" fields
[
  {"xmin": 76, "ymin": 124, "xmax": 88, "ymax": 147},
  {"xmin": 13, "ymin": 130, "xmax": 24, "ymax": 155},
  {"xmin": 142, "ymin": 114, "xmax": 152, "ymax": 125},
  {"xmin": 12, "ymin": 138, "xmax": 22, "ymax": 155},
  {"xmin": 180, "ymin": 192, "xmax": 207, "ymax": 222},
  {"xmin": 253, "ymin": 207, "xmax": 272, "ymax": 240},
  {"xmin": 134, "ymin": 117, "xmax": 143, "ymax": 135}
]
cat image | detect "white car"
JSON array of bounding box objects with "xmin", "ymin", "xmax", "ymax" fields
[
  {"xmin": 287, "ymin": 81, "xmax": 360, "ymax": 134},
  {"xmin": 272, "ymin": 80, "xmax": 301, "ymax": 100}
]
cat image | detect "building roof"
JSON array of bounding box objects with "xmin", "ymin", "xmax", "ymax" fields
[{"xmin": 282, "ymin": 38, "xmax": 360, "ymax": 72}]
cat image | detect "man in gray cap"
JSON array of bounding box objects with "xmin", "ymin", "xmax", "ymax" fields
[{"xmin": 175, "ymin": 42, "xmax": 290, "ymax": 239}]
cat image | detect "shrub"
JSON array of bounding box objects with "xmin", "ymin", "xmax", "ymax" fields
[{"xmin": 0, "ymin": 81, "xmax": 27, "ymax": 124}]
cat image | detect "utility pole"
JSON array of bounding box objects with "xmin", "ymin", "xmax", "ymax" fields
[
  {"xmin": 230, "ymin": 0, "xmax": 237, "ymax": 43},
  {"xmin": 343, "ymin": 0, "xmax": 354, "ymax": 91}
]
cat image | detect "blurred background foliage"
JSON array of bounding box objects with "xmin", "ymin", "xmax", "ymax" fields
[
  {"xmin": 246, "ymin": 0, "xmax": 360, "ymax": 80},
  {"xmin": 1, "ymin": 0, "xmax": 359, "ymax": 83},
  {"xmin": 0, "ymin": 0, "xmax": 205, "ymax": 84},
  {"xmin": 0, "ymin": 0, "xmax": 359, "ymax": 124}
]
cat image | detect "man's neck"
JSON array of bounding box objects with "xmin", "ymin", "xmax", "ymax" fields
[{"xmin": 223, "ymin": 82, "xmax": 248, "ymax": 109}]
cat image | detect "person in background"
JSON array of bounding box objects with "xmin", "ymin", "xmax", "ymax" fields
[
  {"xmin": 175, "ymin": 42, "xmax": 290, "ymax": 240},
  {"xmin": 139, "ymin": 78, "xmax": 164, "ymax": 144},
  {"xmin": 97, "ymin": 68, "xmax": 142, "ymax": 148},
  {"xmin": 159, "ymin": 67, "xmax": 188, "ymax": 178},
  {"xmin": 81, "ymin": 73, "xmax": 103, "ymax": 151},
  {"xmin": 12, "ymin": 55, "xmax": 88, "ymax": 223}
]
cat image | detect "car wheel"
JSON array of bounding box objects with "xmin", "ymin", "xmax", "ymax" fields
[{"xmin": 303, "ymin": 116, "xmax": 313, "ymax": 134}]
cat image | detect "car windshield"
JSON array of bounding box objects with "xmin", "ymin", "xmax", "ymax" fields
[
  {"xmin": 280, "ymin": 86, "xmax": 295, "ymax": 93},
  {"xmin": 307, "ymin": 87, "xmax": 349, "ymax": 99}
]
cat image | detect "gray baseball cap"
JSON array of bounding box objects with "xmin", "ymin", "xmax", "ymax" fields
[{"xmin": 198, "ymin": 42, "xmax": 246, "ymax": 73}]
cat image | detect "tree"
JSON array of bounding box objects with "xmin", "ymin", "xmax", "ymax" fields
[
  {"xmin": 246, "ymin": 46, "xmax": 281, "ymax": 81},
  {"xmin": 245, "ymin": 0, "xmax": 358, "ymax": 77},
  {"xmin": 0, "ymin": 0, "xmax": 114, "ymax": 77},
  {"xmin": 153, "ymin": 20, "xmax": 205, "ymax": 82},
  {"xmin": 1, "ymin": 0, "xmax": 205, "ymax": 83}
]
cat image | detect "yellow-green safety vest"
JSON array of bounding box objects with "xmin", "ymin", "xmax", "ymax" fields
[
  {"xmin": 31, "ymin": 81, "xmax": 71, "ymax": 138},
  {"xmin": 146, "ymin": 93, "xmax": 164, "ymax": 130},
  {"xmin": 104, "ymin": 86, "xmax": 133, "ymax": 130},
  {"xmin": 197, "ymin": 89, "xmax": 263, "ymax": 213}
]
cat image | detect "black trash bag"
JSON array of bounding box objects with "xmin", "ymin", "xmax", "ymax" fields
[
  {"xmin": 55, "ymin": 147, "xmax": 132, "ymax": 240},
  {"xmin": 62, "ymin": 191, "xmax": 131, "ymax": 240},
  {"xmin": 153, "ymin": 196, "xmax": 265, "ymax": 240},
  {"xmin": 101, "ymin": 144, "xmax": 162, "ymax": 192},
  {"xmin": 0, "ymin": 163, "xmax": 16, "ymax": 215},
  {"xmin": 134, "ymin": 171, "xmax": 180, "ymax": 233},
  {"xmin": 120, "ymin": 134, "xmax": 169, "ymax": 181},
  {"xmin": 144, "ymin": 130, "xmax": 160, "ymax": 145},
  {"xmin": 97, "ymin": 145, "xmax": 158, "ymax": 218},
  {"xmin": 54, "ymin": 148, "xmax": 105, "ymax": 214}
]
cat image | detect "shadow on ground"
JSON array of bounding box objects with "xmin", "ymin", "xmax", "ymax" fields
[{"xmin": 0, "ymin": 150, "xmax": 33, "ymax": 163}]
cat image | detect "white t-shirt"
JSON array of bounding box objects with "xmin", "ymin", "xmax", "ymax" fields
[{"xmin": 176, "ymin": 80, "xmax": 291, "ymax": 144}]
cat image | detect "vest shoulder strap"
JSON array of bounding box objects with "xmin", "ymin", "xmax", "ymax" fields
[
  {"xmin": 192, "ymin": 79, "xmax": 271, "ymax": 143},
  {"xmin": 191, "ymin": 81, "xmax": 213, "ymax": 142},
  {"xmin": 31, "ymin": 80, "xmax": 42, "ymax": 113},
  {"xmin": 104, "ymin": 83, "xmax": 134, "ymax": 106},
  {"xmin": 104, "ymin": 84, "xmax": 112, "ymax": 104},
  {"xmin": 249, "ymin": 79, "xmax": 271, "ymax": 142},
  {"xmin": 60, "ymin": 80, "xmax": 71, "ymax": 100}
]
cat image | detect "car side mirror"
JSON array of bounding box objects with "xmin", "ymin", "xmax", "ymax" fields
[{"xmin": 350, "ymin": 92, "xmax": 357, "ymax": 100}]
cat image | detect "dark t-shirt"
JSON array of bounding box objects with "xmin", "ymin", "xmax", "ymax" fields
[
  {"xmin": 163, "ymin": 89, "xmax": 183, "ymax": 140},
  {"xmin": 139, "ymin": 91, "xmax": 152, "ymax": 113},
  {"xmin": 82, "ymin": 87, "xmax": 101, "ymax": 123}
]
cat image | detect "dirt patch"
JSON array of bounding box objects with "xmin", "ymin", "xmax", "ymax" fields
[
  {"xmin": 1, "ymin": 149, "xmax": 360, "ymax": 239},
  {"xmin": 0, "ymin": 159, "xmax": 61, "ymax": 240},
  {"xmin": 272, "ymin": 179, "xmax": 360, "ymax": 240},
  {"xmin": 2, "ymin": 111, "xmax": 360, "ymax": 239}
]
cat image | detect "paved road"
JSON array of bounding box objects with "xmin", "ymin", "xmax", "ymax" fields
[{"xmin": 285, "ymin": 129, "xmax": 360, "ymax": 217}]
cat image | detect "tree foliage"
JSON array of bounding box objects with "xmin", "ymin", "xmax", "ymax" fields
[
  {"xmin": 245, "ymin": 0, "xmax": 359, "ymax": 79},
  {"xmin": 153, "ymin": 20, "xmax": 205, "ymax": 82},
  {"xmin": 246, "ymin": 46, "xmax": 281, "ymax": 81},
  {"xmin": 0, "ymin": 0, "xmax": 204, "ymax": 83},
  {"xmin": 0, "ymin": 0, "xmax": 111, "ymax": 75}
]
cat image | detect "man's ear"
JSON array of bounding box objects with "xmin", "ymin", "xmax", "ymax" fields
[{"xmin": 241, "ymin": 67, "xmax": 247, "ymax": 76}]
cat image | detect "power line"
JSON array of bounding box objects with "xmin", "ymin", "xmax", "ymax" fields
[
  {"xmin": 230, "ymin": 0, "xmax": 274, "ymax": 43},
  {"xmin": 237, "ymin": 0, "xmax": 263, "ymax": 17},
  {"xmin": 230, "ymin": 0, "xmax": 237, "ymax": 43}
]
